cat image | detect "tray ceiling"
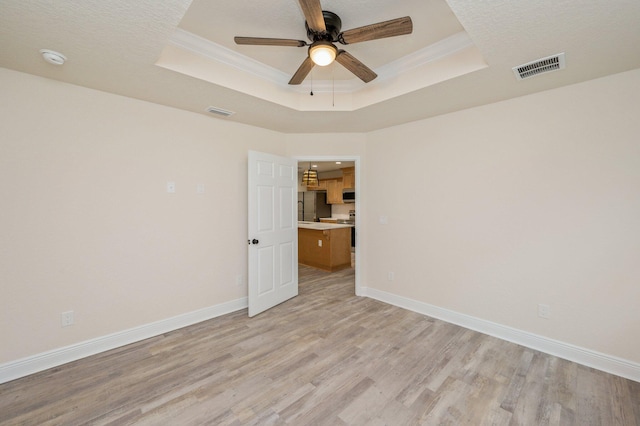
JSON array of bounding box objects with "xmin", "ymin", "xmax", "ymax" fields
[{"xmin": 1, "ymin": 0, "xmax": 639, "ymax": 133}]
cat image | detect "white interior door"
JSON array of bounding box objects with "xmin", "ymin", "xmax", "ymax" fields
[{"xmin": 248, "ymin": 151, "xmax": 298, "ymax": 317}]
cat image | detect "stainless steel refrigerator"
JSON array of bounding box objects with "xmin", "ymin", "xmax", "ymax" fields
[{"xmin": 298, "ymin": 191, "xmax": 331, "ymax": 222}]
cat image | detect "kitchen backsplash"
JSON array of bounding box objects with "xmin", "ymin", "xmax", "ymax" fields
[{"xmin": 331, "ymin": 203, "xmax": 354, "ymax": 219}]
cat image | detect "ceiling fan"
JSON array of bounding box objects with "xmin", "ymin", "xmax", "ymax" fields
[{"xmin": 234, "ymin": 0, "xmax": 413, "ymax": 85}]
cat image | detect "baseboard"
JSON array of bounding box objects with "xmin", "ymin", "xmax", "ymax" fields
[
  {"xmin": 0, "ymin": 297, "xmax": 248, "ymax": 385},
  {"xmin": 4, "ymin": 292, "xmax": 638, "ymax": 385},
  {"xmin": 361, "ymin": 287, "xmax": 640, "ymax": 383}
]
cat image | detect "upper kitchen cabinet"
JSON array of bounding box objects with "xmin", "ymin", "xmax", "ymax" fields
[
  {"xmin": 303, "ymin": 164, "xmax": 354, "ymax": 203},
  {"xmin": 342, "ymin": 167, "xmax": 355, "ymax": 189},
  {"xmin": 325, "ymin": 178, "xmax": 344, "ymax": 204}
]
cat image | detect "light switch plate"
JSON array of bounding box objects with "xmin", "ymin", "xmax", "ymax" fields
[{"xmin": 167, "ymin": 181, "xmax": 176, "ymax": 193}]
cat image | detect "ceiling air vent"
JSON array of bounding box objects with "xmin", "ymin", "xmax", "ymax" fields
[
  {"xmin": 513, "ymin": 53, "xmax": 565, "ymax": 80},
  {"xmin": 205, "ymin": 106, "xmax": 235, "ymax": 117}
]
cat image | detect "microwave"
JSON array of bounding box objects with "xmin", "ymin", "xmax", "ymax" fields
[{"xmin": 342, "ymin": 190, "xmax": 355, "ymax": 203}]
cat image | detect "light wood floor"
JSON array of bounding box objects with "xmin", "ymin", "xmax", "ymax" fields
[{"xmin": 1, "ymin": 266, "xmax": 639, "ymax": 425}]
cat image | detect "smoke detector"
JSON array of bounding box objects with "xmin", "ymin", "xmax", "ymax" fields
[
  {"xmin": 40, "ymin": 49, "xmax": 67, "ymax": 65},
  {"xmin": 513, "ymin": 53, "xmax": 565, "ymax": 80}
]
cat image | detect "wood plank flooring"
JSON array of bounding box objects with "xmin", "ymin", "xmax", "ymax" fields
[{"xmin": 1, "ymin": 265, "xmax": 639, "ymax": 425}]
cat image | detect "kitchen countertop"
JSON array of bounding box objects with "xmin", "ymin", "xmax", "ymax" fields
[{"xmin": 298, "ymin": 221, "xmax": 354, "ymax": 230}]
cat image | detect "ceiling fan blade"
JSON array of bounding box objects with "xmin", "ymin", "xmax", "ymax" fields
[
  {"xmin": 298, "ymin": 0, "xmax": 326, "ymax": 32},
  {"xmin": 340, "ymin": 16, "xmax": 413, "ymax": 45},
  {"xmin": 234, "ymin": 37, "xmax": 306, "ymax": 47},
  {"xmin": 289, "ymin": 57, "xmax": 315, "ymax": 85},
  {"xmin": 335, "ymin": 50, "xmax": 377, "ymax": 83}
]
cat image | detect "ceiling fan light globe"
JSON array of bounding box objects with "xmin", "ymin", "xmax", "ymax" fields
[{"xmin": 309, "ymin": 42, "xmax": 337, "ymax": 66}]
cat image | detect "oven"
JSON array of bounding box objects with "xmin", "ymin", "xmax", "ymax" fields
[{"xmin": 337, "ymin": 210, "xmax": 356, "ymax": 248}]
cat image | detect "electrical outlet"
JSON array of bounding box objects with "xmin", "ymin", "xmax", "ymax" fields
[
  {"xmin": 167, "ymin": 181, "xmax": 176, "ymax": 193},
  {"xmin": 61, "ymin": 311, "xmax": 74, "ymax": 327},
  {"xmin": 236, "ymin": 274, "xmax": 244, "ymax": 287},
  {"xmin": 318, "ymin": 239, "xmax": 322, "ymax": 247},
  {"xmin": 538, "ymin": 304, "xmax": 551, "ymax": 319},
  {"xmin": 197, "ymin": 183, "xmax": 205, "ymax": 194},
  {"xmin": 388, "ymin": 272, "xmax": 395, "ymax": 281}
]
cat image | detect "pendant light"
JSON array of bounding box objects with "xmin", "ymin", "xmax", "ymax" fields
[{"xmin": 301, "ymin": 162, "xmax": 318, "ymax": 186}]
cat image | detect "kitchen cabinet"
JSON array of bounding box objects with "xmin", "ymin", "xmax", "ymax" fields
[
  {"xmin": 342, "ymin": 167, "xmax": 355, "ymax": 189},
  {"xmin": 308, "ymin": 166, "xmax": 353, "ymax": 203},
  {"xmin": 324, "ymin": 178, "xmax": 343, "ymax": 204},
  {"xmin": 298, "ymin": 225, "xmax": 351, "ymax": 272}
]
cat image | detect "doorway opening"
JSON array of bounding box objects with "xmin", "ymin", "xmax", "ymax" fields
[{"xmin": 295, "ymin": 156, "xmax": 361, "ymax": 296}]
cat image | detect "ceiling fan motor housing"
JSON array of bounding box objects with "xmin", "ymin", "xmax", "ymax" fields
[{"xmin": 306, "ymin": 10, "xmax": 342, "ymax": 42}]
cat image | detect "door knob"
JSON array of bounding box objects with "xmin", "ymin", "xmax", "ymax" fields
[{"xmin": 252, "ymin": 239, "xmax": 259, "ymax": 245}]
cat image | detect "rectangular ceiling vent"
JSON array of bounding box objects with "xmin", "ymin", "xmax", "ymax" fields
[
  {"xmin": 205, "ymin": 106, "xmax": 235, "ymax": 117},
  {"xmin": 513, "ymin": 53, "xmax": 565, "ymax": 80}
]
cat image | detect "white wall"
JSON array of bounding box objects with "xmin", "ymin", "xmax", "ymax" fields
[
  {"xmin": 3, "ymin": 64, "xmax": 639, "ymax": 378},
  {"xmin": 284, "ymin": 133, "xmax": 366, "ymax": 158},
  {"xmin": 0, "ymin": 68, "xmax": 286, "ymax": 364},
  {"xmin": 365, "ymin": 69, "xmax": 640, "ymax": 364}
]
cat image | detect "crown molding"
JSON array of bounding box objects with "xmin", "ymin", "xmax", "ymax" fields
[
  {"xmin": 168, "ymin": 29, "xmax": 475, "ymax": 94},
  {"xmin": 376, "ymin": 31, "xmax": 474, "ymax": 81},
  {"xmin": 169, "ymin": 28, "xmax": 291, "ymax": 85}
]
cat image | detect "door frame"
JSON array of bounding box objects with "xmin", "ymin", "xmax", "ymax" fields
[{"xmin": 294, "ymin": 155, "xmax": 362, "ymax": 296}]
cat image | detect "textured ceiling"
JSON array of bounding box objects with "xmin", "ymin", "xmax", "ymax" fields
[
  {"xmin": 178, "ymin": 0, "xmax": 464, "ymax": 81},
  {"xmin": 1, "ymin": 0, "xmax": 639, "ymax": 133},
  {"xmin": 155, "ymin": 0, "xmax": 485, "ymax": 113}
]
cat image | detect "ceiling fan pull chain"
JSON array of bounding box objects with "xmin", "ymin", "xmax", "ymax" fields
[
  {"xmin": 310, "ymin": 69, "xmax": 314, "ymax": 96},
  {"xmin": 332, "ymin": 65, "xmax": 335, "ymax": 107}
]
